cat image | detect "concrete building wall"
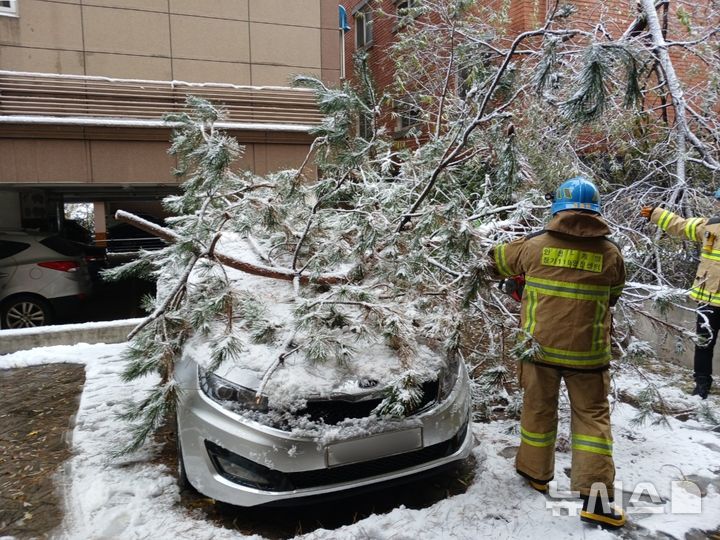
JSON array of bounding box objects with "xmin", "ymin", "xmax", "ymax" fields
[
  {"xmin": 0, "ymin": 0, "xmax": 341, "ymax": 86},
  {"xmin": 0, "ymin": 125, "xmax": 314, "ymax": 186}
]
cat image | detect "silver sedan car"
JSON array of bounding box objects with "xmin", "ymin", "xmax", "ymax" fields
[{"xmin": 174, "ymin": 349, "xmax": 473, "ymax": 507}]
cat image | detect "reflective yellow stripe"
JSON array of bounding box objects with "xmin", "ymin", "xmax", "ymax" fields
[
  {"xmin": 592, "ymin": 300, "xmax": 607, "ymax": 351},
  {"xmin": 495, "ymin": 244, "xmax": 512, "ymax": 277},
  {"xmin": 522, "ymin": 438, "xmax": 556, "ymax": 448},
  {"xmin": 610, "ymin": 284, "xmax": 624, "ymax": 301},
  {"xmin": 572, "ymin": 434, "xmax": 613, "ymax": 456},
  {"xmin": 525, "ymin": 276, "xmax": 610, "ymax": 302},
  {"xmin": 539, "ymin": 345, "xmax": 611, "ymax": 368},
  {"xmin": 658, "ymin": 210, "xmax": 673, "ymax": 231},
  {"xmin": 523, "ymin": 289, "xmax": 538, "ymax": 335},
  {"xmin": 690, "ymin": 286, "xmax": 720, "ymax": 306},
  {"xmin": 521, "ymin": 427, "xmax": 556, "ymax": 448},
  {"xmin": 691, "ymin": 218, "xmax": 700, "ymax": 241},
  {"xmin": 572, "ymin": 445, "xmax": 612, "ymax": 456},
  {"xmin": 701, "ymin": 251, "xmax": 720, "ymax": 262},
  {"xmin": 521, "ymin": 427, "xmax": 557, "ymax": 439},
  {"xmin": 685, "ymin": 218, "xmax": 703, "ymax": 241},
  {"xmin": 526, "ymin": 276, "xmax": 610, "ymax": 292}
]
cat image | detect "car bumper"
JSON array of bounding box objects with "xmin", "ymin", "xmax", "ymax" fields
[{"xmin": 175, "ymin": 361, "xmax": 474, "ymax": 507}]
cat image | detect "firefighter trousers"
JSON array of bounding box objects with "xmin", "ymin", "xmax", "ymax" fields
[{"xmin": 516, "ymin": 361, "xmax": 615, "ymax": 498}]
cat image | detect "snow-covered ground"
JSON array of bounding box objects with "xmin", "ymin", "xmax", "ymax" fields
[{"xmin": 1, "ymin": 342, "xmax": 718, "ymax": 539}]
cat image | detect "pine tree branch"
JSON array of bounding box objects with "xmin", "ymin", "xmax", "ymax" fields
[
  {"xmin": 395, "ymin": 28, "xmax": 582, "ymax": 233},
  {"xmin": 291, "ymin": 170, "xmax": 352, "ymax": 271},
  {"xmin": 293, "ymin": 136, "xmax": 325, "ymax": 182},
  {"xmin": 115, "ymin": 210, "xmax": 346, "ymax": 285},
  {"xmin": 256, "ymin": 334, "xmax": 300, "ymax": 400},
  {"xmin": 434, "ymin": 23, "xmax": 456, "ymax": 137},
  {"xmin": 128, "ymin": 254, "xmax": 198, "ymax": 340}
]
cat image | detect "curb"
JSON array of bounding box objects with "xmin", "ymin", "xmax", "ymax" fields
[{"xmin": 0, "ymin": 318, "xmax": 143, "ymax": 355}]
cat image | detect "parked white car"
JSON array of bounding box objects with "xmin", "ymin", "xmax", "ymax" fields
[
  {"xmin": 0, "ymin": 231, "xmax": 91, "ymax": 328},
  {"xmin": 173, "ymin": 260, "xmax": 473, "ymax": 507}
]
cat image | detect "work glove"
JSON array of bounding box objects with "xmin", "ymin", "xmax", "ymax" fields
[{"xmin": 640, "ymin": 206, "xmax": 655, "ymax": 220}]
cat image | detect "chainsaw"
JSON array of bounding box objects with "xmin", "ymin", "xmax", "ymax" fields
[{"xmin": 498, "ymin": 274, "xmax": 525, "ymax": 302}]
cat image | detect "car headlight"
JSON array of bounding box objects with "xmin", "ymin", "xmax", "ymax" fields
[
  {"xmin": 198, "ymin": 368, "xmax": 268, "ymax": 413},
  {"xmin": 437, "ymin": 354, "xmax": 460, "ymax": 402}
]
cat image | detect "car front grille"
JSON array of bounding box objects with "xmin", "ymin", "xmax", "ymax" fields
[
  {"xmin": 301, "ymin": 379, "xmax": 439, "ymax": 426},
  {"xmin": 205, "ymin": 417, "xmax": 468, "ymax": 493}
]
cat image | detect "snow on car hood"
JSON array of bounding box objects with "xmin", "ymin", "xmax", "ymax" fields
[
  {"xmin": 180, "ymin": 235, "xmax": 445, "ymax": 409},
  {"xmin": 183, "ymin": 332, "xmax": 444, "ymax": 407}
]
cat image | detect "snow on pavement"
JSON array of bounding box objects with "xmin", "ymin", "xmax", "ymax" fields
[{"xmin": 1, "ymin": 343, "xmax": 718, "ymax": 539}]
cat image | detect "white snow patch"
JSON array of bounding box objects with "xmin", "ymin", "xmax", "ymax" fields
[
  {"xmin": 0, "ymin": 318, "xmax": 143, "ymax": 338},
  {"xmin": 0, "ymin": 69, "xmax": 317, "ymax": 92}
]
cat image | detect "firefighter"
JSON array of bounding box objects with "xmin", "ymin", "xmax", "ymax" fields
[
  {"xmin": 491, "ymin": 177, "xmax": 626, "ymax": 529},
  {"xmin": 640, "ymin": 193, "xmax": 720, "ymax": 399}
]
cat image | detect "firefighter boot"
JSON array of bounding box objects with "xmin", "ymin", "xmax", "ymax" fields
[
  {"xmin": 528, "ymin": 479, "xmax": 549, "ymax": 493},
  {"xmin": 692, "ymin": 375, "xmax": 713, "ymax": 399},
  {"xmin": 516, "ymin": 469, "xmax": 550, "ymax": 493},
  {"xmin": 580, "ymin": 495, "xmax": 626, "ymax": 529}
]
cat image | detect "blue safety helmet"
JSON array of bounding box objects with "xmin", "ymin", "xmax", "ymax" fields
[
  {"xmin": 714, "ymin": 187, "xmax": 720, "ymax": 200},
  {"xmin": 551, "ymin": 176, "xmax": 601, "ymax": 215}
]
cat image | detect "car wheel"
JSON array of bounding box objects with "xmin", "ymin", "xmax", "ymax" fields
[
  {"xmin": 1, "ymin": 295, "xmax": 53, "ymax": 329},
  {"xmin": 175, "ymin": 415, "xmax": 195, "ymax": 493}
]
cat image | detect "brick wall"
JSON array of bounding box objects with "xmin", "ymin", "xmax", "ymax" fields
[
  {"xmin": 342, "ymin": 0, "xmax": 395, "ymax": 89},
  {"xmin": 339, "ymin": 0, "xmax": 717, "ymax": 135}
]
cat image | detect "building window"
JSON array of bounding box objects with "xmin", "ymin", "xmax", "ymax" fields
[
  {"xmin": 397, "ymin": 0, "xmax": 418, "ymax": 16},
  {"xmin": 395, "ymin": 99, "xmax": 422, "ymax": 133},
  {"xmin": 358, "ymin": 113, "xmax": 373, "ymax": 140},
  {"xmin": 395, "ymin": 0, "xmax": 419, "ymax": 29},
  {"xmin": 0, "ymin": 0, "xmax": 17, "ymax": 16},
  {"xmin": 456, "ymin": 65, "xmax": 474, "ymax": 100},
  {"xmin": 355, "ymin": 7, "xmax": 373, "ymax": 49}
]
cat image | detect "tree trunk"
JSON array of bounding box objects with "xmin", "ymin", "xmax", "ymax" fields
[
  {"xmin": 114, "ymin": 210, "xmax": 347, "ymax": 285},
  {"xmin": 638, "ymin": 0, "xmax": 720, "ymax": 174}
]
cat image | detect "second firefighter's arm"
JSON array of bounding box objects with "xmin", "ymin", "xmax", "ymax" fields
[{"xmin": 650, "ymin": 207, "xmax": 708, "ymax": 242}]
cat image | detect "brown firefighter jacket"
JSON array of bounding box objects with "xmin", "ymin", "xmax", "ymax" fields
[
  {"xmin": 492, "ymin": 210, "xmax": 625, "ymax": 370},
  {"xmin": 650, "ymin": 207, "xmax": 720, "ymax": 306}
]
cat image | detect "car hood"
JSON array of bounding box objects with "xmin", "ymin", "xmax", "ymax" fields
[
  {"xmin": 182, "ymin": 332, "xmax": 444, "ymax": 408},
  {"xmin": 176, "ymin": 235, "xmax": 446, "ymax": 410}
]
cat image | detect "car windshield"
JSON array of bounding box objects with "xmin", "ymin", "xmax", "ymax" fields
[{"xmin": 39, "ymin": 236, "xmax": 84, "ymax": 257}]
